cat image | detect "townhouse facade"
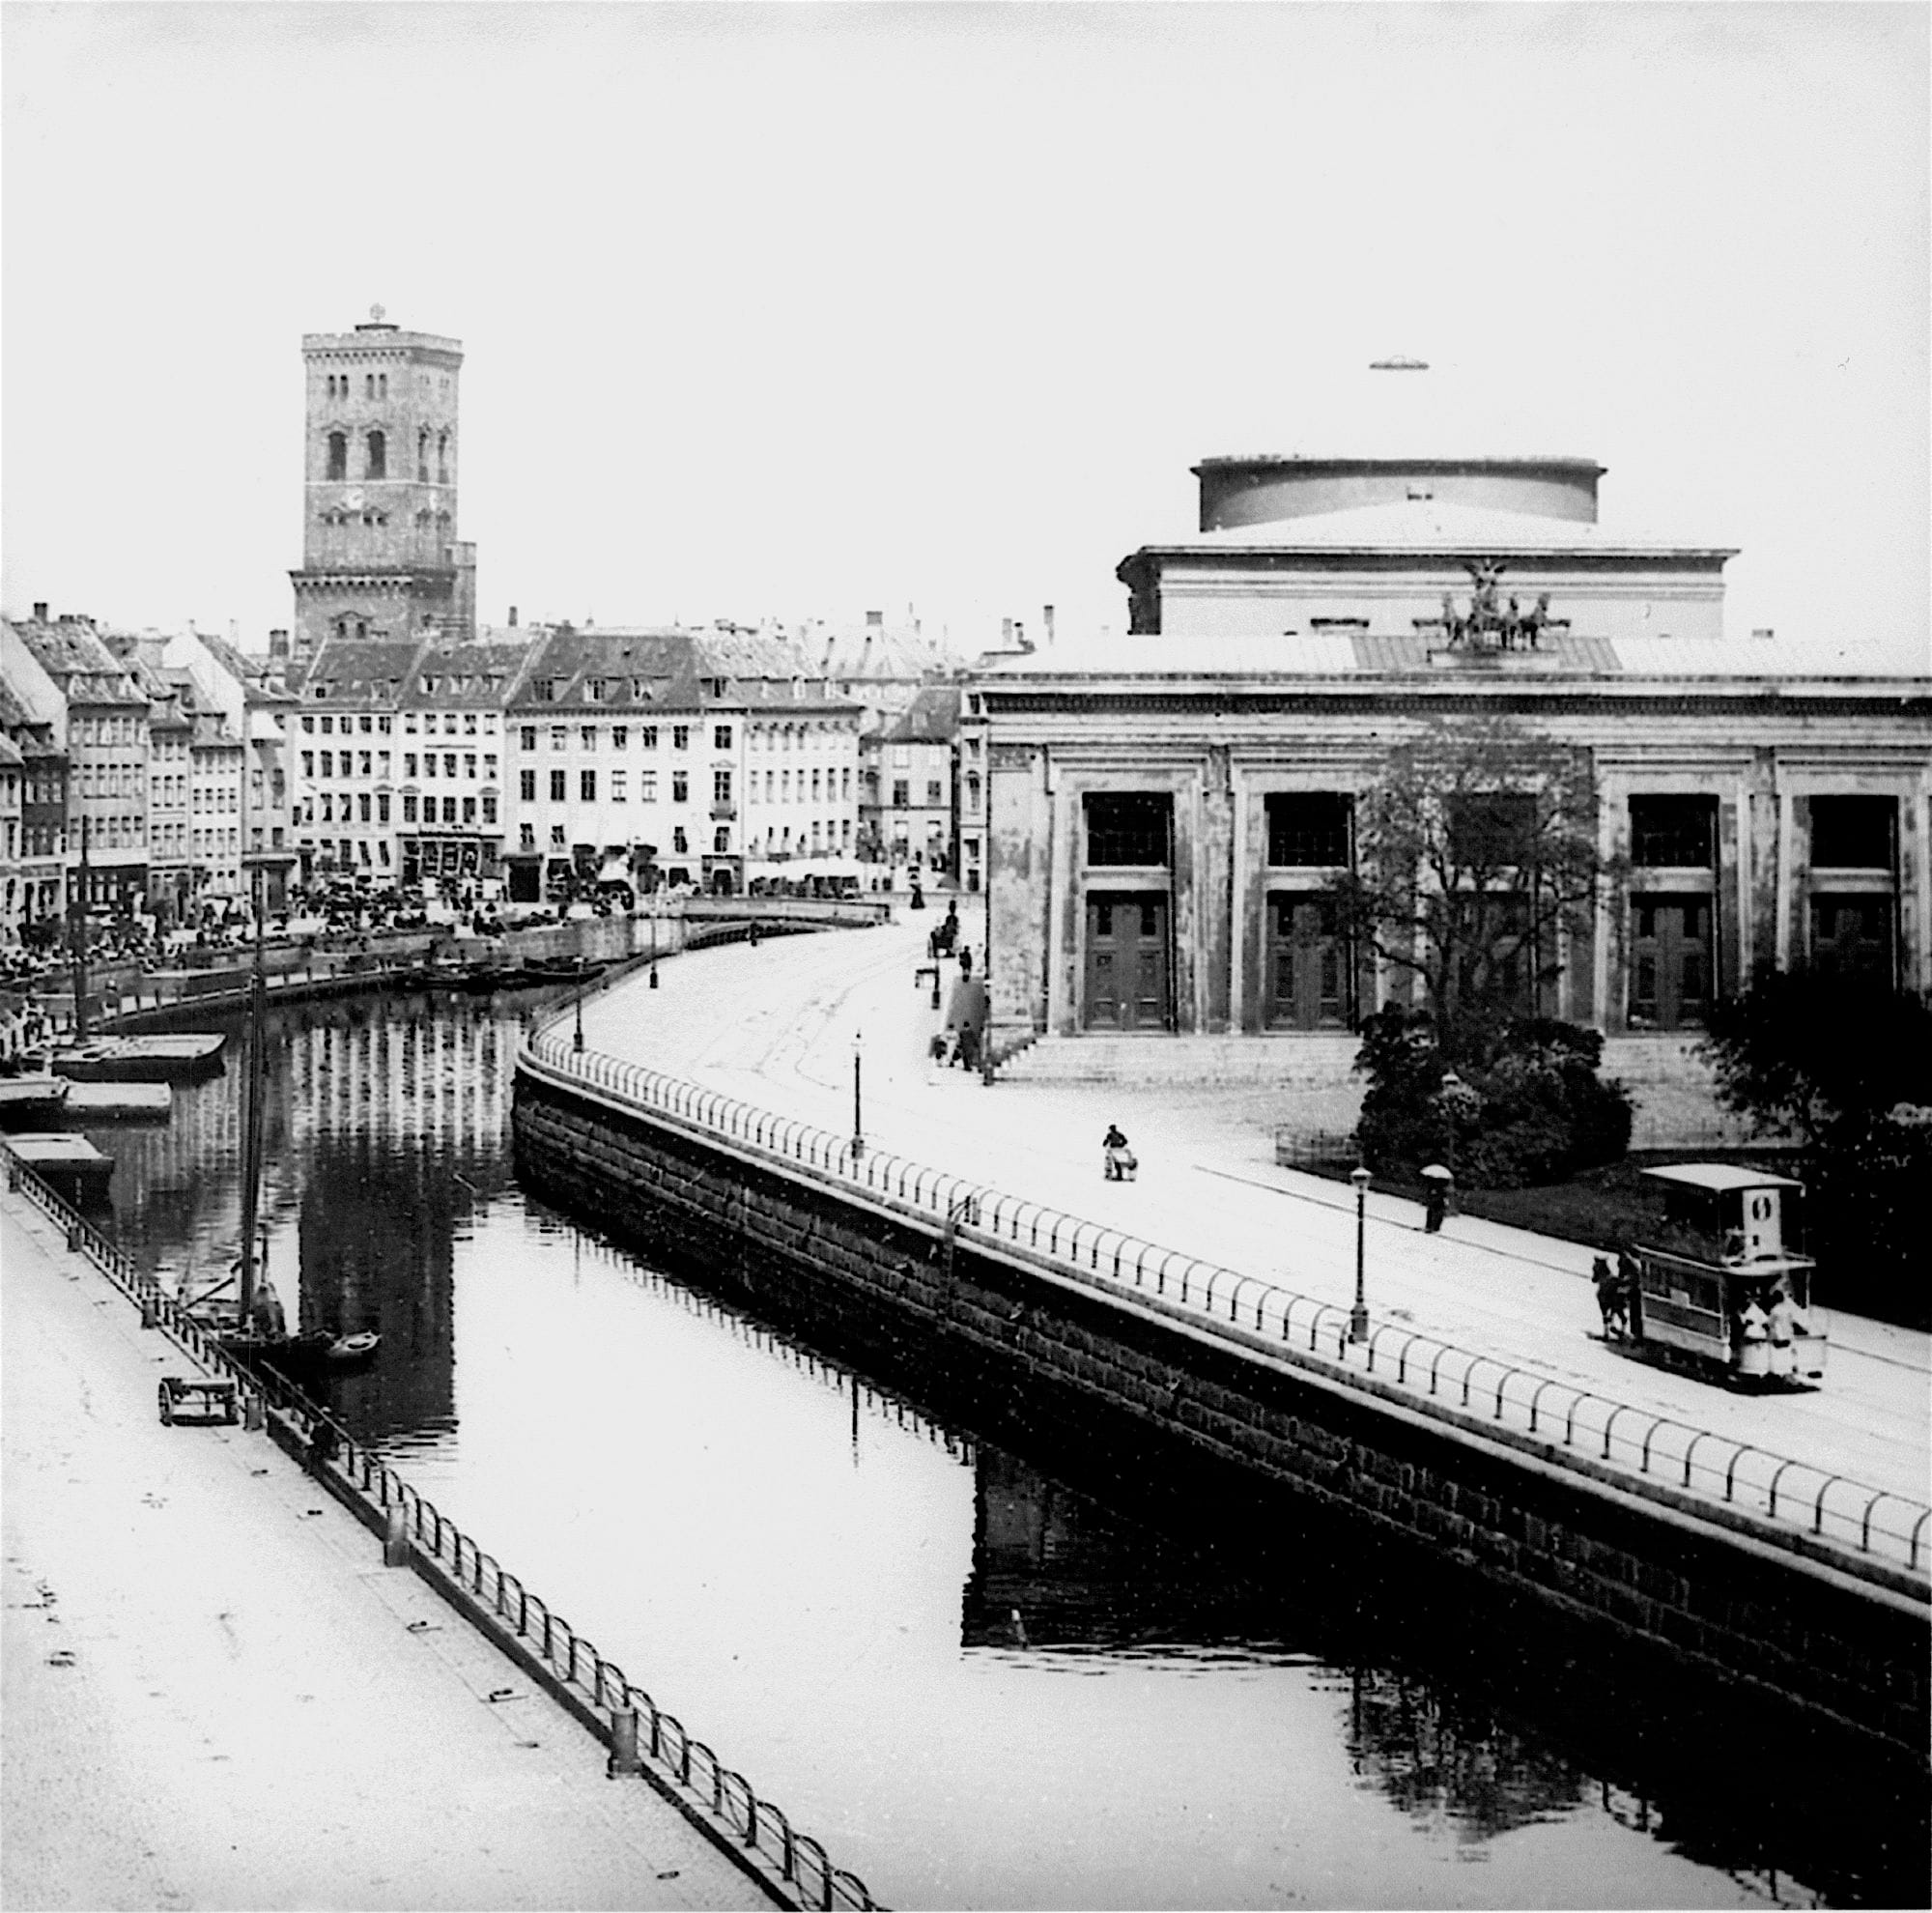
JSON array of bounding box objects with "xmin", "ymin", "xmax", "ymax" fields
[{"xmin": 859, "ymin": 683, "xmax": 960, "ymax": 873}]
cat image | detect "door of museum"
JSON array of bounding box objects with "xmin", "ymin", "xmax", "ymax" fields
[
  {"xmin": 1265, "ymin": 893, "xmax": 1350, "ymax": 1029},
  {"xmin": 1084, "ymin": 893, "xmax": 1170, "ymax": 1031},
  {"xmin": 1629, "ymin": 896, "xmax": 1711, "ymax": 1029}
]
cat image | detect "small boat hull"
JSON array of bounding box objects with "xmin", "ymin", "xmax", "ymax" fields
[{"xmin": 51, "ymin": 1035, "xmax": 226, "ymax": 1083}]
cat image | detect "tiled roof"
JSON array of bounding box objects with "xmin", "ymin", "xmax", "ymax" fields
[
  {"xmin": 9, "ymin": 618, "xmax": 148, "ymax": 702},
  {"xmin": 0, "ymin": 734, "xmax": 23, "ymax": 768},
  {"xmin": 876, "ymin": 683, "xmax": 963, "ymax": 740},
  {"xmin": 296, "ymin": 639, "xmax": 429, "ymax": 701}
]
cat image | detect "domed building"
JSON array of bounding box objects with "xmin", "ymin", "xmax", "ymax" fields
[{"xmin": 972, "ymin": 384, "xmax": 1931, "ymax": 1099}]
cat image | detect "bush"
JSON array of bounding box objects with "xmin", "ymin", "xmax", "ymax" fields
[{"xmin": 1353, "ymin": 1008, "xmax": 1632, "ymax": 1189}]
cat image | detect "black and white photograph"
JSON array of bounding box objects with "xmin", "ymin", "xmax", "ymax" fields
[{"xmin": 2, "ymin": 5, "xmax": 1927, "ymax": 1909}]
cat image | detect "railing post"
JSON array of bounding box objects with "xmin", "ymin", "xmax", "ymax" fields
[
  {"xmin": 383, "ymin": 1502, "xmax": 411, "ymax": 1567},
  {"xmin": 608, "ymin": 1707, "xmax": 642, "ymax": 1778}
]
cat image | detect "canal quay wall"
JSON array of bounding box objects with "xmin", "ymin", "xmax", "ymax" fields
[{"xmin": 512, "ymin": 1040, "xmax": 1930, "ymax": 1765}]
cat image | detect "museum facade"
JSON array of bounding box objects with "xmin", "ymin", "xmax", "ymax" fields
[{"xmin": 976, "ymin": 451, "xmax": 1931, "ymax": 1056}]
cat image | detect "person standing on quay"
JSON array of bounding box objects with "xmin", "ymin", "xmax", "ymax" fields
[{"xmin": 945, "ymin": 947, "xmax": 988, "ymax": 1071}]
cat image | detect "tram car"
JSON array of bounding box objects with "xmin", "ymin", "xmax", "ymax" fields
[{"xmin": 1628, "ymin": 1164, "xmax": 1825, "ymax": 1387}]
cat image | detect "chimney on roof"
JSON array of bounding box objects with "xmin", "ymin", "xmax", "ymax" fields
[
  {"xmin": 1015, "ymin": 620, "xmax": 1029, "ymax": 652},
  {"xmin": 269, "ymin": 629, "xmax": 289, "ymax": 660},
  {"xmin": 1001, "ymin": 617, "xmax": 1012, "ymax": 646},
  {"xmin": 1752, "ymin": 627, "xmax": 1775, "ymax": 641},
  {"xmin": 32, "ymin": 602, "xmax": 47, "ymax": 623},
  {"xmin": 866, "ymin": 610, "xmax": 884, "ymax": 630},
  {"xmin": 1043, "ymin": 605, "xmax": 1055, "ymax": 646},
  {"xmin": 508, "ymin": 606, "xmax": 519, "ymax": 627}
]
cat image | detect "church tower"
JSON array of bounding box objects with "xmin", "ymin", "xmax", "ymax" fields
[{"xmin": 290, "ymin": 307, "xmax": 475, "ymax": 655}]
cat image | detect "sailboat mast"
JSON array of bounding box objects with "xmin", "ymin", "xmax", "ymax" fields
[
  {"xmin": 70, "ymin": 816, "xmax": 90, "ymax": 1042},
  {"xmin": 237, "ymin": 864, "xmax": 268, "ymax": 1327}
]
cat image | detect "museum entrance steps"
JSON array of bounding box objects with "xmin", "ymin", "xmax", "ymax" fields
[{"xmin": 996, "ymin": 1032, "xmax": 1364, "ymax": 1089}]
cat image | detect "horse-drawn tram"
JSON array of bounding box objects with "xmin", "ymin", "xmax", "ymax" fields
[{"xmin": 1629, "ymin": 1164, "xmax": 1826, "ymax": 1388}]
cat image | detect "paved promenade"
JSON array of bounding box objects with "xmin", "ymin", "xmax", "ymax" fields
[
  {"xmin": 1, "ymin": 1197, "xmax": 768, "ymax": 1912},
  {"xmin": 578, "ymin": 899, "xmax": 1930, "ymax": 1545}
]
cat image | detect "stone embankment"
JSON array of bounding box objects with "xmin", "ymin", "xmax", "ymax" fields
[{"xmin": 511, "ymin": 914, "xmax": 1930, "ymax": 1762}]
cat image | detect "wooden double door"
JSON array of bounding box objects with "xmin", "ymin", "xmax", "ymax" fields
[
  {"xmin": 1266, "ymin": 893, "xmax": 1351, "ymax": 1029},
  {"xmin": 1084, "ymin": 892, "xmax": 1171, "ymax": 1030},
  {"xmin": 1630, "ymin": 895, "xmax": 1711, "ymax": 1029}
]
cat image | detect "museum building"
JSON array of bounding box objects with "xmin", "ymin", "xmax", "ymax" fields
[{"xmin": 976, "ymin": 446, "xmax": 1931, "ymax": 1063}]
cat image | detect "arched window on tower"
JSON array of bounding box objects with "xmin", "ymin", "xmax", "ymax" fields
[
  {"xmin": 437, "ymin": 433, "xmax": 448, "ymax": 485},
  {"xmin": 365, "ymin": 373, "xmax": 376, "ymax": 400},
  {"xmin": 417, "ymin": 428, "xmax": 429, "ymax": 482},
  {"xmin": 365, "ymin": 431, "xmax": 386, "ymax": 480},
  {"xmin": 379, "ymin": 373, "xmax": 388, "ymax": 399},
  {"xmin": 327, "ymin": 432, "xmax": 348, "ymax": 480}
]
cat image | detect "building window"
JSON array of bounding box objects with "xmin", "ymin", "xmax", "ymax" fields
[
  {"xmin": 713, "ymin": 725, "xmax": 732, "ymax": 751},
  {"xmin": 534, "ymin": 680, "xmax": 556, "ymax": 703},
  {"xmin": 320, "ymin": 752, "xmax": 333, "ymax": 778},
  {"xmin": 1085, "ymin": 792, "xmax": 1171, "ymax": 867},
  {"xmin": 327, "ymin": 432, "xmax": 348, "ymax": 480},
  {"xmin": 437, "ymin": 432, "xmax": 449, "ymax": 484},
  {"xmin": 417, "ymin": 427, "xmax": 430, "ymax": 482},
  {"xmin": 464, "ymin": 754, "xmax": 476, "ymax": 780},
  {"xmin": 639, "ymin": 771, "xmax": 657, "ymax": 802},
  {"xmin": 713, "ymin": 770, "xmax": 732, "ymax": 805},
  {"xmin": 672, "ymin": 726, "xmax": 690, "ymax": 751},
  {"xmin": 580, "ymin": 770, "xmax": 597, "ymax": 803},
  {"xmin": 377, "ymin": 794, "xmax": 390, "ymax": 823},
  {"xmin": 403, "ymin": 795, "xmax": 418, "ymax": 823},
  {"xmin": 405, "ymin": 753, "xmax": 418, "ymax": 778},
  {"xmin": 1446, "ymin": 792, "xmax": 1538, "ymax": 868},
  {"xmin": 550, "ymin": 769, "xmax": 566, "ymax": 803},
  {"xmin": 1810, "ymin": 796, "xmax": 1894, "ymax": 870},
  {"xmin": 926, "ymin": 780, "xmax": 944, "ymax": 806},
  {"xmin": 550, "ymin": 825, "xmax": 566, "ymax": 849},
  {"xmin": 481, "ymin": 795, "xmax": 497, "ymax": 825},
  {"xmin": 611, "ymin": 771, "xmax": 628, "ymax": 802},
  {"xmin": 892, "ymin": 780, "xmax": 909, "ymax": 809},
  {"xmin": 581, "ymin": 727, "xmax": 598, "ymax": 751},
  {"xmin": 521, "ymin": 824, "xmax": 536, "ymax": 850},
  {"xmin": 365, "ymin": 430, "xmax": 386, "ymax": 480},
  {"xmin": 1265, "ymin": 793, "xmax": 1351, "ymax": 868},
  {"xmin": 521, "ymin": 726, "xmax": 537, "ymax": 751},
  {"xmin": 611, "ymin": 726, "xmax": 628, "ymax": 750},
  {"xmin": 520, "ymin": 769, "xmax": 536, "ymax": 802},
  {"xmin": 639, "ymin": 726, "xmax": 659, "ymax": 750},
  {"xmin": 672, "ymin": 827, "xmax": 688, "ymax": 854},
  {"xmin": 584, "ymin": 680, "xmax": 605, "ymax": 704},
  {"xmin": 1631, "ymin": 795, "xmax": 1717, "ymax": 868},
  {"xmin": 1810, "ymin": 896, "xmax": 1894, "ymax": 981},
  {"xmin": 714, "ymin": 828, "xmax": 730, "ymax": 853},
  {"xmin": 463, "ymin": 797, "xmax": 476, "ymax": 824}
]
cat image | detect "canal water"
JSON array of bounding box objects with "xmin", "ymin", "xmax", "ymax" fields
[{"xmin": 89, "ymin": 992, "xmax": 1913, "ymax": 1909}]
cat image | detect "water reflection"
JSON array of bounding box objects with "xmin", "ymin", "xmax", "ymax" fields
[{"xmin": 79, "ymin": 993, "xmax": 1909, "ymax": 1908}]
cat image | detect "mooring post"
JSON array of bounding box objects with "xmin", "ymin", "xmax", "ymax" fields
[
  {"xmin": 383, "ymin": 1503, "xmax": 411, "ymax": 1568},
  {"xmin": 243, "ymin": 1392, "xmax": 264, "ymax": 1431},
  {"xmin": 140, "ymin": 1292, "xmax": 158, "ymax": 1329},
  {"xmin": 608, "ymin": 1706, "xmax": 642, "ymax": 1778}
]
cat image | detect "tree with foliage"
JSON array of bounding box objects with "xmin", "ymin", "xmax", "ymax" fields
[
  {"xmin": 1354, "ymin": 1005, "xmax": 1632, "ymax": 1189},
  {"xmin": 1327, "ymin": 717, "xmax": 1617, "ymax": 1068},
  {"xmin": 1699, "ymin": 969, "xmax": 1932, "ymax": 1325}
]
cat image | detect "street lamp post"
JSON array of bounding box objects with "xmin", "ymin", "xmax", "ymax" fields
[
  {"xmin": 573, "ymin": 985, "xmax": 584, "ymax": 1054},
  {"xmin": 1350, "ymin": 1165, "xmax": 1373, "ymax": 1344},
  {"xmin": 851, "ymin": 1031, "xmax": 865, "ymax": 1164}
]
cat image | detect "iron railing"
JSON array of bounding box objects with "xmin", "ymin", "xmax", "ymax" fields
[
  {"xmin": 0, "ymin": 1139, "xmax": 879, "ymax": 1913},
  {"xmin": 521, "ymin": 1027, "xmax": 1932, "ymax": 1585}
]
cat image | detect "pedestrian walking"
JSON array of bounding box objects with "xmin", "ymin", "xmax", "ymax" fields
[{"xmin": 944, "ymin": 947, "xmax": 988, "ymax": 1071}]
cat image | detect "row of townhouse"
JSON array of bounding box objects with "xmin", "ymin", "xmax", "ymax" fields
[
  {"xmin": 288, "ymin": 623, "xmax": 866, "ymax": 897},
  {"xmin": 0, "ymin": 607, "xmax": 301, "ymax": 945}
]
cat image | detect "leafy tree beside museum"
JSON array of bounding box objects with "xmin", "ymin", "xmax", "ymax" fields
[
  {"xmin": 1333, "ymin": 718, "xmax": 1632, "ymax": 1186},
  {"xmin": 1327, "ymin": 717, "xmax": 1617, "ymax": 1066}
]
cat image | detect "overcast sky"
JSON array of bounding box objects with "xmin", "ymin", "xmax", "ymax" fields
[{"xmin": 4, "ymin": 3, "xmax": 1925, "ymax": 668}]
